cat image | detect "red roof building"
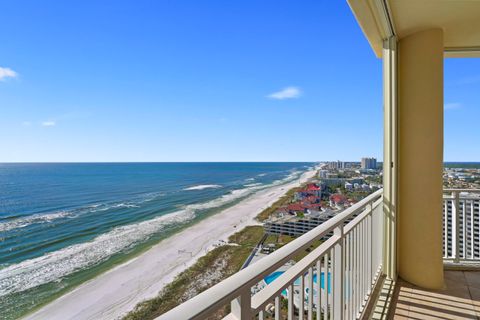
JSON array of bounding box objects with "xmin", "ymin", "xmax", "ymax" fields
[
  {"xmin": 305, "ymin": 183, "xmax": 321, "ymax": 191},
  {"xmin": 287, "ymin": 203, "xmax": 305, "ymax": 212},
  {"xmin": 330, "ymin": 194, "xmax": 347, "ymax": 205}
]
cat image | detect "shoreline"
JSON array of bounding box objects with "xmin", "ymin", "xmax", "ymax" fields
[{"xmin": 25, "ymin": 166, "xmax": 319, "ymax": 320}]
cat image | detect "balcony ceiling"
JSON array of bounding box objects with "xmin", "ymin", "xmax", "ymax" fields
[{"xmin": 347, "ymin": 0, "xmax": 480, "ymax": 58}]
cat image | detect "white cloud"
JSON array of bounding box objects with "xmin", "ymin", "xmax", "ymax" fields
[
  {"xmin": 444, "ymin": 102, "xmax": 462, "ymax": 110},
  {"xmin": 41, "ymin": 121, "xmax": 56, "ymax": 127},
  {"xmin": 267, "ymin": 86, "xmax": 302, "ymax": 100},
  {"xmin": 0, "ymin": 67, "xmax": 18, "ymax": 81}
]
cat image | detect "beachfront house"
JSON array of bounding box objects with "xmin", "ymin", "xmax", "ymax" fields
[
  {"xmin": 329, "ymin": 194, "xmax": 347, "ymax": 209},
  {"xmin": 294, "ymin": 183, "xmax": 322, "ymax": 201},
  {"xmin": 157, "ymin": 2, "xmax": 480, "ymax": 319}
]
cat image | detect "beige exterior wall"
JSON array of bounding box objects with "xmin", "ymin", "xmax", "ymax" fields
[{"xmin": 397, "ymin": 29, "xmax": 444, "ymax": 289}]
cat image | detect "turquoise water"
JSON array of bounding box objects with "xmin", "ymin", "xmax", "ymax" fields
[
  {"xmin": 0, "ymin": 162, "xmax": 314, "ymax": 319},
  {"xmin": 264, "ymin": 270, "xmax": 331, "ymax": 294}
]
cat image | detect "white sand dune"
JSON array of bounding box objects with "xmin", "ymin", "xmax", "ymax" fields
[{"xmin": 25, "ymin": 167, "xmax": 319, "ymax": 320}]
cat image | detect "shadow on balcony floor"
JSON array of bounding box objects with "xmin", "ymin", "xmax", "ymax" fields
[{"xmin": 388, "ymin": 271, "xmax": 480, "ymax": 319}]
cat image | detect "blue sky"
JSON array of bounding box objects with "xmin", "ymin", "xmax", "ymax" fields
[{"xmin": 0, "ymin": 1, "xmax": 478, "ymax": 162}]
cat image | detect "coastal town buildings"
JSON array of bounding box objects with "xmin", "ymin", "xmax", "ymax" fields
[{"xmin": 264, "ymin": 166, "xmax": 382, "ymax": 238}]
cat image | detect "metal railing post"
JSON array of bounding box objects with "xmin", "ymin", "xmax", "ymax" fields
[
  {"xmin": 333, "ymin": 225, "xmax": 344, "ymax": 319},
  {"xmin": 231, "ymin": 289, "xmax": 252, "ymax": 320},
  {"xmin": 453, "ymin": 191, "xmax": 460, "ymax": 263},
  {"xmin": 368, "ymin": 201, "xmax": 373, "ymax": 294}
]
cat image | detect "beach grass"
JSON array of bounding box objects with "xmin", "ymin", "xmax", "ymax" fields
[{"xmin": 228, "ymin": 224, "xmax": 264, "ymax": 246}]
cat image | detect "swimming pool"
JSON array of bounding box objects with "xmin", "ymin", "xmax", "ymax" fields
[{"xmin": 263, "ymin": 271, "xmax": 332, "ymax": 294}]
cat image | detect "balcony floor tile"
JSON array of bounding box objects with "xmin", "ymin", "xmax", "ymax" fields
[
  {"xmin": 388, "ymin": 271, "xmax": 480, "ymax": 319},
  {"xmin": 465, "ymin": 272, "xmax": 480, "ymax": 290}
]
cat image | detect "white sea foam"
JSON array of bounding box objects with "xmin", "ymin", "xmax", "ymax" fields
[
  {"xmin": 184, "ymin": 187, "xmax": 261, "ymax": 212},
  {"xmin": 183, "ymin": 184, "xmax": 222, "ymax": 191},
  {"xmin": 0, "ymin": 192, "xmax": 165, "ymax": 232},
  {"xmin": 0, "ymin": 211, "xmax": 72, "ymax": 233},
  {"xmin": 184, "ymin": 172, "xmax": 299, "ymax": 212},
  {"xmin": 257, "ymin": 173, "xmax": 267, "ymax": 177},
  {"xmin": 89, "ymin": 202, "xmax": 140, "ymax": 212},
  {"xmin": 0, "ymin": 210, "xmax": 194, "ymax": 297},
  {"xmin": 88, "ymin": 192, "xmax": 164, "ymax": 212},
  {"xmin": 244, "ymin": 183, "xmax": 262, "ymax": 187}
]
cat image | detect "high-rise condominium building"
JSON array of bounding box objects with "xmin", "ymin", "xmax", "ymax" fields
[
  {"xmin": 327, "ymin": 160, "xmax": 346, "ymax": 170},
  {"xmin": 361, "ymin": 157, "xmax": 377, "ymax": 170},
  {"xmin": 443, "ymin": 193, "xmax": 480, "ymax": 259}
]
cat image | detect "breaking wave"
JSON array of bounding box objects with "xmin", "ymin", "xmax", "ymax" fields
[
  {"xmin": 0, "ymin": 210, "xmax": 194, "ymax": 297},
  {"xmin": 183, "ymin": 184, "xmax": 222, "ymax": 191},
  {"xmin": 0, "ymin": 211, "xmax": 72, "ymax": 233},
  {"xmin": 0, "ymin": 192, "xmax": 164, "ymax": 233},
  {"xmin": 244, "ymin": 183, "xmax": 262, "ymax": 187}
]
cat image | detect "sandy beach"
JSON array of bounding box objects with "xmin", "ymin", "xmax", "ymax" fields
[{"xmin": 25, "ymin": 166, "xmax": 319, "ymax": 320}]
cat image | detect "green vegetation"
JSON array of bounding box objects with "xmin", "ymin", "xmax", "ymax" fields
[
  {"xmin": 263, "ymin": 233, "xmax": 295, "ymax": 248},
  {"xmin": 365, "ymin": 175, "xmax": 382, "ymax": 184},
  {"xmin": 256, "ymin": 185, "xmax": 304, "ymax": 221},
  {"xmin": 123, "ymin": 226, "xmax": 264, "ymax": 320},
  {"xmin": 278, "ymin": 234, "xmax": 295, "ymax": 245},
  {"xmin": 264, "ymin": 233, "xmax": 279, "ymax": 244},
  {"xmin": 338, "ymin": 185, "xmax": 372, "ymax": 202},
  {"xmin": 228, "ymin": 225, "xmax": 265, "ymax": 247},
  {"xmin": 323, "ymin": 185, "xmax": 340, "ymax": 197},
  {"xmin": 336, "ymin": 171, "xmax": 354, "ymax": 179}
]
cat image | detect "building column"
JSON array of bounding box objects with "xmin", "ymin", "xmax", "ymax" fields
[
  {"xmin": 397, "ymin": 29, "xmax": 444, "ymax": 289},
  {"xmin": 383, "ymin": 36, "xmax": 397, "ymax": 281}
]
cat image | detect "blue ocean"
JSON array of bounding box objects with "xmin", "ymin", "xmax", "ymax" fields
[{"xmin": 0, "ymin": 162, "xmax": 314, "ymax": 319}]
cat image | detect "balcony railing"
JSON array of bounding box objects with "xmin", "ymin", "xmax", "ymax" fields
[
  {"xmin": 443, "ymin": 189, "xmax": 480, "ymax": 263},
  {"xmin": 159, "ymin": 189, "xmax": 384, "ymax": 320}
]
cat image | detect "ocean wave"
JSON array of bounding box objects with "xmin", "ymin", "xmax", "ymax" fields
[
  {"xmin": 88, "ymin": 202, "xmax": 140, "ymax": 212},
  {"xmin": 184, "ymin": 186, "xmax": 263, "ymax": 212},
  {"xmin": 0, "ymin": 209, "xmax": 194, "ymax": 297},
  {"xmin": 0, "ymin": 211, "xmax": 72, "ymax": 233},
  {"xmin": 185, "ymin": 171, "xmax": 300, "ymax": 212},
  {"xmin": 244, "ymin": 183, "xmax": 262, "ymax": 187},
  {"xmin": 183, "ymin": 184, "xmax": 222, "ymax": 191},
  {"xmin": 0, "ymin": 192, "xmax": 165, "ymax": 233}
]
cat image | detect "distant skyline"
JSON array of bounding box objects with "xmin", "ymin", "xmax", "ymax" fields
[{"xmin": 1, "ymin": 1, "xmax": 479, "ymax": 162}]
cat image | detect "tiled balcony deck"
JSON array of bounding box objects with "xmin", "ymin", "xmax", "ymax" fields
[{"xmin": 389, "ymin": 271, "xmax": 480, "ymax": 319}]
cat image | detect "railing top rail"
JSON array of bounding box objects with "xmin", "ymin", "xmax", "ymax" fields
[{"xmin": 158, "ymin": 188, "xmax": 383, "ymax": 320}]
